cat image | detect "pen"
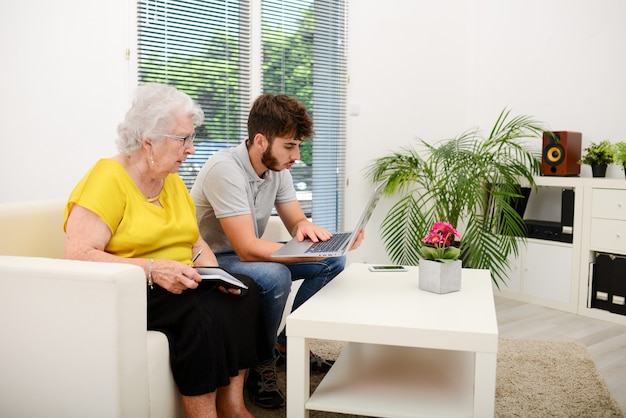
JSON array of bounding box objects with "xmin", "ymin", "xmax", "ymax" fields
[{"xmin": 191, "ymin": 248, "xmax": 204, "ymax": 265}]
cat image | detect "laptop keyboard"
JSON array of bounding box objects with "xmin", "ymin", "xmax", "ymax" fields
[{"xmin": 305, "ymin": 232, "xmax": 352, "ymax": 254}]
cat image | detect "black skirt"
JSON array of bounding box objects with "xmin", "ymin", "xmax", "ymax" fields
[{"xmin": 147, "ymin": 274, "xmax": 271, "ymax": 396}]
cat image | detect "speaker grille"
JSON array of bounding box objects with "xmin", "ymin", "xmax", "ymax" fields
[{"xmin": 543, "ymin": 142, "xmax": 565, "ymax": 166}]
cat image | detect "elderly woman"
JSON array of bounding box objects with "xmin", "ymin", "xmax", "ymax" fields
[{"xmin": 64, "ymin": 83, "xmax": 270, "ymax": 418}]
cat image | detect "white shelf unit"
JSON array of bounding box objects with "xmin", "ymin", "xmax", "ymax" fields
[
  {"xmin": 577, "ymin": 179, "xmax": 626, "ymax": 325},
  {"xmin": 496, "ymin": 176, "xmax": 626, "ymax": 325},
  {"xmin": 496, "ymin": 176, "xmax": 583, "ymax": 313}
]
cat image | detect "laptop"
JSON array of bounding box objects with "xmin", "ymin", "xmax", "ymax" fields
[{"xmin": 272, "ymin": 182, "xmax": 385, "ymax": 258}]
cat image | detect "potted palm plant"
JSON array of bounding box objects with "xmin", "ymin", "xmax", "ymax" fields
[
  {"xmin": 366, "ymin": 108, "xmax": 545, "ymax": 288},
  {"xmin": 612, "ymin": 141, "xmax": 626, "ymax": 178},
  {"xmin": 578, "ymin": 140, "xmax": 614, "ymax": 178}
]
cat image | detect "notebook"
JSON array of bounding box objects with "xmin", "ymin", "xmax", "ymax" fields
[
  {"xmin": 272, "ymin": 182, "xmax": 385, "ymax": 258},
  {"xmin": 194, "ymin": 266, "xmax": 249, "ymax": 290}
]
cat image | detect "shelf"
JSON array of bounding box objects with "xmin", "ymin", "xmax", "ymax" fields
[
  {"xmin": 496, "ymin": 238, "xmax": 577, "ymax": 313},
  {"xmin": 525, "ymin": 237, "xmax": 572, "ymax": 248},
  {"xmin": 502, "ymin": 176, "xmax": 626, "ymax": 325},
  {"xmin": 534, "ymin": 176, "xmax": 626, "ymax": 190},
  {"xmin": 533, "ymin": 175, "xmax": 584, "ymax": 188},
  {"xmin": 306, "ymin": 342, "xmax": 475, "ymax": 418},
  {"xmin": 578, "ymin": 306, "xmax": 626, "ymax": 326}
]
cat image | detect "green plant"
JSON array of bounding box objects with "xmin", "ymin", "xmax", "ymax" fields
[
  {"xmin": 367, "ymin": 108, "xmax": 544, "ymax": 288},
  {"xmin": 613, "ymin": 141, "xmax": 626, "ymax": 169},
  {"xmin": 578, "ymin": 140, "xmax": 614, "ymax": 166}
]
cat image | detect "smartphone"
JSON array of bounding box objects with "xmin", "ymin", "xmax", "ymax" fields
[{"xmin": 368, "ymin": 265, "xmax": 408, "ymax": 272}]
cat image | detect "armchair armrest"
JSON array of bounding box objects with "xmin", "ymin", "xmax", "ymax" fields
[{"xmin": 0, "ymin": 256, "xmax": 150, "ymax": 417}]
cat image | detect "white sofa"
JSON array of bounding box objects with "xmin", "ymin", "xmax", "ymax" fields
[{"xmin": 0, "ymin": 198, "xmax": 292, "ymax": 418}]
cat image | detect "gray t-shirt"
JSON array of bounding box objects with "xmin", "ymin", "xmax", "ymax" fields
[{"xmin": 191, "ymin": 142, "xmax": 297, "ymax": 254}]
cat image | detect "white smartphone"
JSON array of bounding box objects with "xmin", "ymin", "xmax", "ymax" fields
[{"xmin": 368, "ymin": 265, "xmax": 408, "ymax": 272}]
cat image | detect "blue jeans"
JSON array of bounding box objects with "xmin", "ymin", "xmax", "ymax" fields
[{"xmin": 216, "ymin": 252, "xmax": 346, "ymax": 355}]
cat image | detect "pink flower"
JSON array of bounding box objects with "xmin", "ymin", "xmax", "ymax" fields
[
  {"xmin": 419, "ymin": 221, "xmax": 462, "ymax": 262},
  {"xmin": 422, "ymin": 221, "xmax": 460, "ymax": 248}
]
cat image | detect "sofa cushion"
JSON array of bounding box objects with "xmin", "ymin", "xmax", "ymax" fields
[{"xmin": 0, "ymin": 199, "xmax": 66, "ymax": 258}]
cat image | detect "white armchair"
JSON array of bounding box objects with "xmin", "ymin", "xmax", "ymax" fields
[{"xmin": 0, "ymin": 199, "xmax": 183, "ymax": 418}]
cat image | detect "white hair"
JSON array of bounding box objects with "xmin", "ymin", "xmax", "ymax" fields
[{"xmin": 116, "ymin": 83, "xmax": 204, "ymax": 154}]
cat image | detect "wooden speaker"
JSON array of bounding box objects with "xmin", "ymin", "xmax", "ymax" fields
[{"xmin": 541, "ymin": 131, "xmax": 582, "ymax": 176}]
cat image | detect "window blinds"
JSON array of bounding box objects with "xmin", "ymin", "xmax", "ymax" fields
[{"xmin": 137, "ymin": 0, "xmax": 346, "ymax": 230}]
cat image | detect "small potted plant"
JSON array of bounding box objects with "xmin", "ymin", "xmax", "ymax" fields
[
  {"xmin": 578, "ymin": 140, "xmax": 614, "ymax": 177},
  {"xmin": 613, "ymin": 141, "xmax": 626, "ymax": 178},
  {"xmin": 417, "ymin": 222, "xmax": 463, "ymax": 294}
]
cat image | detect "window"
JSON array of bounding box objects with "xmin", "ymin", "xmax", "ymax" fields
[
  {"xmin": 137, "ymin": 0, "xmax": 250, "ymax": 188},
  {"xmin": 137, "ymin": 0, "xmax": 347, "ymax": 231}
]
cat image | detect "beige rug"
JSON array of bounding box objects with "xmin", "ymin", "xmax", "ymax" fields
[{"xmin": 247, "ymin": 338, "xmax": 624, "ymax": 418}]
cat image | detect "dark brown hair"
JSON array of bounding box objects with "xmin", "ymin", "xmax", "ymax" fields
[{"xmin": 247, "ymin": 94, "xmax": 314, "ymax": 143}]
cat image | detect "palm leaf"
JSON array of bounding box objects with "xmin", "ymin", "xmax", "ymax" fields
[{"xmin": 379, "ymin": 195, "xmax": 425, "ymax": 266}]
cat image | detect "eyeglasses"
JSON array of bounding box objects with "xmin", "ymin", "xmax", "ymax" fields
[{"xmin": 163, "ymin": 133, "xmax": 196, "ymax": 146}]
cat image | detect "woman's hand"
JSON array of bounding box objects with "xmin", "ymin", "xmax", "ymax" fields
[
  {"xmin": 215, "ymin": 285, "xmax": 242, "ymax": 296},
  {"xmin": 150, "ymin": 259, "xmax": 202, "ymax": 294},
  {"xmin": 189, "ymin": 238, "xmax": 242, "ymax": 295},
  {"xmin": 151, "ymin": 259, "xmax": 242, "ymax": 296}
]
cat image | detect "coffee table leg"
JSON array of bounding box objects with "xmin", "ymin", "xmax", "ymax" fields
[
  {"xmin": 474, "ymin": 351, "xmax": 497, "ymax": 417},
  {"xmin": 286, "ymin": 336, "xmax": 310, "ymax": 418}
]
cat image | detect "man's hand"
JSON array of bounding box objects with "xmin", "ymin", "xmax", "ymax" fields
[
  {"xmin": 293, "ymin": 220, "xmax": 333, "ymax": 243},
  {"xmin": 350, "ymin": 228, "xmax": 365, "ymax": 250}
]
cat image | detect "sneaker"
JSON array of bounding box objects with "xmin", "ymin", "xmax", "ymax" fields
[
  {"xmin": 310, "ymin": 352, "xmax": 335, "ymax": 373},
  {"xmin": 275, "ymin": 348, "xmax": 335, "ymax": 374},
  {"xmin": 246, "ymin": 361, "xmax": 285, "ymax": 409}
]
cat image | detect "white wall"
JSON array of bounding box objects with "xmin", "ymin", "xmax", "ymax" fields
[
  {"xmin": 0, "ymin": 0, "xmax": 133, "ymax": 203},
  {"xmin": 345, "ymin": 0, "xmax": 472, "ymax": 264},
  {"xmin": 345, "ymin": 0, "xmax": 626, "ymax": 264},
  {"xmin": 2, "ymin": 0, "xmax": 625, "ymax": 264}
]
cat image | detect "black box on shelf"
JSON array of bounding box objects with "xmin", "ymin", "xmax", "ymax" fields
[
  {"xmin": 591, "ymin": 253, "xmax": 626, "ymax": 315},
  {"xmin": 525, "ymin": 220, "xmax": 573, "ymax": 243},
  {"xmin": 522, "ymin": 188, "xmax": 574, "ymax": 244}
]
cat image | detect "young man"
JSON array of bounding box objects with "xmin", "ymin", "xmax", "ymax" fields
[{"xmin": 191, "ymin": 94, "xmax": 364, "ymax": 409}]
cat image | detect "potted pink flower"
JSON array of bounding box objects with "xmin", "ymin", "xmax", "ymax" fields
[{"xmin": 418, "ymin": 222, "xmax": 463, "ymax": 294}]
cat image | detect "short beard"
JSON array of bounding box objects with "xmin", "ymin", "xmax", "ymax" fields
[{"xmin": 261, "ymin": 142, "xmax": 283, "ymax": 171}]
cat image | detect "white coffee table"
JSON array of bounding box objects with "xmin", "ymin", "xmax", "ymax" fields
[{"xmin": 286, "ymin": 263, "xmax": 499, "ymax": 418}]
